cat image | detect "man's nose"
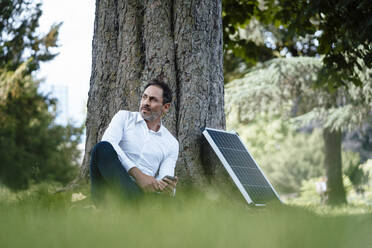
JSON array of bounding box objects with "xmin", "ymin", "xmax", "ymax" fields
[{"xmin": 143, "ymin": 98, "xmax": 150, "ymax": 105}]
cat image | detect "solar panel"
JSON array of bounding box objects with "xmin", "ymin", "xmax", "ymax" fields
[{"xmin": 202, "ymin": 127, "xmax": 282, "ymax": 206}]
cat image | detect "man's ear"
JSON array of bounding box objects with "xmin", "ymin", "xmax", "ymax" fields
[{"xmin": 163, "ymin": 103, "xmax": 171, "ymax": 113}]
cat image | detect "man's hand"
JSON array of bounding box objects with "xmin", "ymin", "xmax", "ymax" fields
[
  {"xmin": 129, "ymin": 167, "xmax": 160, "ymax": 193},
  {"xmin": 158, "ymin": 176, "xmax": 178, "ymax": 196}
]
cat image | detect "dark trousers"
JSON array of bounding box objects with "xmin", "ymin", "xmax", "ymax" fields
[{"xmin": 90, "ymin": 141, "xmax": 143, "ymax": 204}]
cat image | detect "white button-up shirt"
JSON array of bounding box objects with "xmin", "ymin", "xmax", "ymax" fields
[{"xmin": 101, "ymin": 110, "xmax": 179, "ymax": 180}]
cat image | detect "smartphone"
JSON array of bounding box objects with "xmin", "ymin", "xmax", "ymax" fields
[{"xmin": 163, "ymin": 175, "xmax": 176, "ymax": 181}]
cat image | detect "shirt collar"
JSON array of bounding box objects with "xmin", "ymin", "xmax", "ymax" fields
[
  {"xmin": 136, "ymin": 112, "xmax": 163, "ymax": 135},
  {"xmin": 136, "ymin": 112, "xmax": 144, "ymax": 123}
]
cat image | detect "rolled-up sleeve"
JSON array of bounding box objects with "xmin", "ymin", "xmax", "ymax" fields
[
  {"xmin": 101, "ymin": 111, "xmax": 137, "ymax": 172},
  {"xmin": 156, "ymin": 142, "xmax": 179, "ymax": 180}
]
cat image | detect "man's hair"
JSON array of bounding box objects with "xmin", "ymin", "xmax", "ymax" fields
[{"xmin": 144, "ymin": 79, "xmax": 172, "ymax": 104}]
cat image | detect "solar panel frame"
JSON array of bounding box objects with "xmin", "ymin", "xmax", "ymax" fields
[{"xmin": 202, "ymin": 127, "xmax": 282, "ymax": 206}]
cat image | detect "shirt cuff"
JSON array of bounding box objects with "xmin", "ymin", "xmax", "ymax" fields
[{"xmin": 117, "ymin": 154, "xmax": 136, "ymax": 172}]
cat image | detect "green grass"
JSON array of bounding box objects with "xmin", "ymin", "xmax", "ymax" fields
[{"xmin": 1, "ymin": 184, "xmax": 372, "ymax": 248}]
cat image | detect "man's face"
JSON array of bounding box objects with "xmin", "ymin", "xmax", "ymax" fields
[{"xmin": 139, "ymin": 85, "xmax": 170, "ymax": 122}]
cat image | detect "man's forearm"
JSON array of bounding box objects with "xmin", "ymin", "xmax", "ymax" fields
[
  {"xmin": 128, "ymin": 167, "xmax": 143, "ymax": 181},
  {"xmin": 128, "ymin": 167, "xmax": 159, "ymax": 192}
]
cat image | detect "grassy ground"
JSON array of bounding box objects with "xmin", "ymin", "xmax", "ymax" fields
[{"xmin": 1, "ymin": 183, "xmax": 372, "ymax": 248}]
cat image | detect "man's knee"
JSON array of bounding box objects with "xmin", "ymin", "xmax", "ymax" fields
[
  {"xmin": 94, "ymin": 141, "xmax": 112, "ymax": 151},
  {"xmin": 91, "ymin": 141, "xmax": 116, "ymax": 161}
]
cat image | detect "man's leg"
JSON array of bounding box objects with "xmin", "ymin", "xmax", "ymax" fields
[{"xmin": 90, "ymin": 141, "xmax": 143, "ymax": 204}]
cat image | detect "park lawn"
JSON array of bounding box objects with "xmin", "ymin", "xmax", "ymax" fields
[{"xmin": 0, "ymin": 184, "xmax": 372, "ymax": 248}]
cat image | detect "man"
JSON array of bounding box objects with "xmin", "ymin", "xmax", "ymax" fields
[{"xmin": 90, "ymin": 79, "xmax": 179, "ymax": 203}]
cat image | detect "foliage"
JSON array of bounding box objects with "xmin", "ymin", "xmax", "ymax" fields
[
  {"xmin": 265, "ymin": 0, "xmax": 372, "ymax": 88},
  {"xmin": 343, "ymin": 151, "xmax": 367, "ymax": 189},
  {"xmin": 225, "ymin": 57, "xmax": 371, "ymax": 204},
  {"xmin": 295, "ymin": 174, "xmax": 372, "ymax": 207},
  {"xmin": 222, "ymin": 0, "xmax": 372, "ymax": 87},
  {"xmin": 222, "ymin": 1, "xmax": 276, "ymax": 82},
  {"xmin": 225, "ymin": 57, "xmax": 323, "ymax": 121},
  {"xmin": 343, "ymin": 122, "xmax": 372, "ymax": 162},
  {"xmin": 225, "ymin": 57, "xmax": 372, "ymax": 131},
  {"xmin": 351, "ymin": 159, "xmax": 372, "ymax": 203},
  {"xmin": 0, "ymin": 63, "xmax": 83, "ymax": 191},
  {"xmin": 226, "ymin": 116, "xmax": 362, "ymax": 194},
  {"xmin": 0, "ymin": 182, "xmax": 72, "ymax": 207},
  {"xmin": 293, "ymin": 177, "xmax": 351, "ymax": 206},
  {"xmin": 0, "ymin": 0, "xmax": 82, "ymax": 191},
  {"xmin": 227, "ymin": 116, "xmax": 322, "ymax": 193},
  {"xmin": 0, "ymin": 0, "xmax": 60, "ymax": 72}
]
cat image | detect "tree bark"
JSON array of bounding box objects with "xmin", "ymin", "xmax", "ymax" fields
[
  {"xmin": 80, "ymin": 0, "xmax": 225, "ymax": 187},
  {"xmin": 323, "ymin": 127, "xmax": 347, "ymax": 205}
]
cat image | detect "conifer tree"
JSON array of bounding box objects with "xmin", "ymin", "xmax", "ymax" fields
[
  {"xmin": 226, "ymin": 57, "xmax": 372, "ymax": 205},
  {"xmin": 0, "ymin": 0, "xmax": 82, "ymax": 190},
  {"xmin": 0, "ymin": 0, "xmax": 61, "ymax": 72}
]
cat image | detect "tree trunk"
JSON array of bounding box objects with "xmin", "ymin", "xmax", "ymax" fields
[
  {"xmin": 80, "ymin": 0, "xmax": 225, "ymax": 188},
  {"xmin": 323, "ymin": 127, "xmax": 347, "ymax": 205}
]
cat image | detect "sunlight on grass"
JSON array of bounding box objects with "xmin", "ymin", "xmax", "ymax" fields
[{"xmin": 1, "ymin": 183, "xmax": 372, "ymax": 248}]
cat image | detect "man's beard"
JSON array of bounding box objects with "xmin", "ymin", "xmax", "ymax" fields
[{"xmin": 139, "ymin": 106, "xmax": 161, "ymax": 121}]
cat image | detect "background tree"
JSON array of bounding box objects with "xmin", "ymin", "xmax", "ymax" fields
[
  {"xmin": 222, "ymin": 0, "xmax": 372, "ymax": 88},
  {"xmin": 225, "ymin": 57, "xmax": 372, "ymax": 205},
  {"xmin": 0, "ymin": 0, "xmax": 83, "ymax": 191},
  {"xmin": 226, "ymin": 116, "xmax": 361, "ymax": 195},
  {"xmin": 0, "ymin": 0, "xmax": 61, "ymax": 72},
  {"xmin": 81, "ymin": 0, "xmax": 225, "ymax": 187},
  {"xmin": 0, "ymin": 61, "xmax": 83, "ymax": 191}
]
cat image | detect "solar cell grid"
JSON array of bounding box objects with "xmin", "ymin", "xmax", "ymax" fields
[
  {"xmin": 208, "ymin": 130, "xmax": 246, "ymax": 151},
  {"xmin": 220, "ymin": 149, "xmax": 256, "ymax": 168},
  {"xmin": 204, "ymin": 128, "xmax": 281, "ymax": 205}
]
